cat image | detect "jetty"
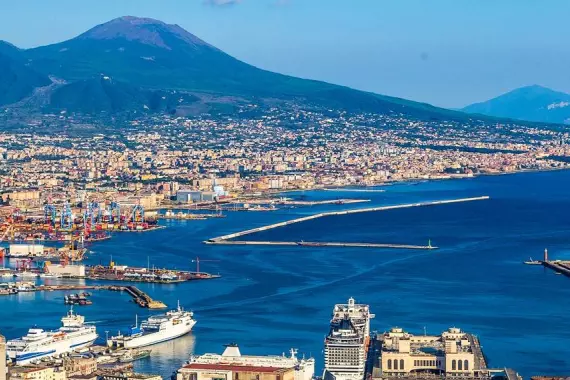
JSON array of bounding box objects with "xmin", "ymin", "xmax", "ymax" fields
[
  {"xmin": 523, "ymin": 248, "xmax": 570, "ymax": 278},
  {"xmin": 114, "ymin": 285, "xmax": 167, "ymax": 309},
  {"xmin": 205, "ymin": 196, "xmax": 489, "ymax": 249},
  {"xmin": 0, "ymin": 283, "xmax": 167, "ymax": 309},
  {"xmin": 207, "ymin": 240, "xmax": 436, "ymax": 250},
  {"xmin": 277, "ymin": 199, "xmax": 370, "ymax": 206}
]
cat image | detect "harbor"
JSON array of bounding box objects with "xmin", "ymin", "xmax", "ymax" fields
[{"xmin": 1, "ymin": 173, "xmax": 570, "ymax": 378}]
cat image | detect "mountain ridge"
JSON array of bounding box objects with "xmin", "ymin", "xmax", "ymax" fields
[
  {"xmin": 0, "ymin": 16, "xmax": 543, "ymax": 123},
  {"xmin": 462, "ymin": 85, "xmax": 570, "ymax": 124}
]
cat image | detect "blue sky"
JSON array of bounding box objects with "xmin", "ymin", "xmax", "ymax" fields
[{"xmin": 0, "ymin": 0, "xmax": 568, "ymax": 108}]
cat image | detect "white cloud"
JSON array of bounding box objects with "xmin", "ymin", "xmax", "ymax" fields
[{"xmin": 547, "ymin": 101, "xmax": 570, "ymax": 110}]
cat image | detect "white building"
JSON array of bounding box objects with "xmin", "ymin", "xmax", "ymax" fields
[
  {"xmin": 380, "ymin": 327, "xmax": 484, "ymax": 377},
  {"xmin": 176, "ymin": 344, "xmax": 314, "ymax": 380}
]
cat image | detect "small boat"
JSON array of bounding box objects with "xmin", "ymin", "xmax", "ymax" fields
[
  {"xmin": 39, "ymin": 273, "xmax": 62, "ymax": 278},
  {"xmin": 523, "ymin": 257, "xmax": 542, "ymax": 265},
  {"xmin": 15, "ymin": 271, "xmax": 38, "ymax": 278},
  {"xmin": 118, "ymin": 349, "xmax": 151, "ymax": 363}
]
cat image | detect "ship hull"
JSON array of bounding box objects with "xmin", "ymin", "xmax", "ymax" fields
[
  {"xmin": 8, "ymin": 333, "xmax": 97, "ymax": 365},
  {"xmin": 108, "ymin": 320, "xmax": 195, "ymax": 349},
  {"xmin": 123, "ymin": 321, "xmax": 195, "ymax": 348}
]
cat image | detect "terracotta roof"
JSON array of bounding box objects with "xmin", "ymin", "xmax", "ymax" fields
[{"xmin": 182, "ymin": 363, "xmax": 286, "ymax": 373}]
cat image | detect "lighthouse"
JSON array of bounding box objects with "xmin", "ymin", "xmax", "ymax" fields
[{"xmin": 544, "ymin": 248, "xmax": 549, "ymax": 262}]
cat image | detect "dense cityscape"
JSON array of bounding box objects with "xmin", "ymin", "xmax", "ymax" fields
[{"xmin": 1, "ymin": 107, "xmax": 570, "ymax": 209}]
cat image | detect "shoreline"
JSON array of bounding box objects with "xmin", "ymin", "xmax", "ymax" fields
[{"xmin": 270, "ymin": 166, "xmax": 570, "ymax": 195}]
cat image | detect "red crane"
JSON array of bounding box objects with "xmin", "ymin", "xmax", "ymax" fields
[{"xmin": 191, "ymin": 257, "xmax": 219, "ymax": 273}]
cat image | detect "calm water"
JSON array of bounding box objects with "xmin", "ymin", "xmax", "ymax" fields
[{"xmin": 2, "ymin": 171, "xmax": 570, "ymax": 378}]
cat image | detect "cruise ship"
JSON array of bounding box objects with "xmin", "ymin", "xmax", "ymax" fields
[
  {"xmin": 6, "ymin": 308, "xmax": 98, "ymax": 365},
  {"xmin": 107, "ymin": 302, "xmax": 195, "ymax": 348},
  {"xmin": 323, "ymin": 297, "xmax": 374, "ymax": 380}
]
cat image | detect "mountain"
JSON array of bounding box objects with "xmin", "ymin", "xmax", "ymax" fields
[
  {"xmin": 50, "ymin": 76, "xmax": 200, "ymax": 113},
  {"xmin": 462, "ymin": 85, "xmax": 570, "ymax": 124},
  {"xmin": 0, "ymin": 16, "xmax": 494, "ymax": 119},
  {"xmin": 0, "ymin": 50, "xmax": 51, "ymax": 106}
]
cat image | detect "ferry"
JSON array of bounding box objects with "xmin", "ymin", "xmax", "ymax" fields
[
  {"xmin": 107, "ymin": 302, "xmax": 195, "ymax": 348},
  {"xmin": 6, "ymin": 308, "xmax": 98, "ymax": 365}
]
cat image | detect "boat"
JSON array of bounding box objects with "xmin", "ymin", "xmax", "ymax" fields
[
  {"xmin": 118, "ymin": 349, "xmax": 151, "ymax": 363},
  {"xmin": 107, "ymin": 302, "xmax": 195, "ymax": 348},
  {"xmin": 6, "ymin": 307, "xmax": 98, "ymax": 365},
  {"xmin": 40, "ymin": 273, "xmax": 62, "ymax": 279},
  {"xmin": 15, "ymin": 271, "xmax": 39, "ymax": 278},
  {"xmin": 524, "ymin": 257, "xmax": 542, "ymax": 265}
]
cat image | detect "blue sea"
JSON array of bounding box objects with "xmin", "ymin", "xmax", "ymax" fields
[{"xmin": 2, "ymin": 170, "xmax": 570, "ymax": 378}]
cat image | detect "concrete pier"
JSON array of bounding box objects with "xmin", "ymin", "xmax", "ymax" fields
[
  {"xmin": 206, "ymin": 196, "xmax": 490, "ymax": 244},
  {"xmin": 206, "ymin": 240, "xmax": 437, "ymax": 250},
  {"xmin": 542, "ymin": 261, "xmax": 570, "ymax": 277}
]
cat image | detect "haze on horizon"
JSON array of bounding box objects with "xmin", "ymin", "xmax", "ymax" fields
[{"xmin": 0, "ymin": 0, "xmax": 568, "ymax": 109}]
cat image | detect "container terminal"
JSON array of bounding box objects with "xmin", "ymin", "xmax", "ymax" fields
[{"xmin": 0, "ymin": 201, "xmax": 162, "ymax": 249}]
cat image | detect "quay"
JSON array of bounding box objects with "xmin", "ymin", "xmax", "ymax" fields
[
  {"xmin": 0, "ymin": 282, "xmax": 167, "ymax": 309},
  {"xmin": 205, "ymin": 196, "xmax": 490, "ymax": 244},
  {"xmin": 87, "ymin": 262, "xmax": 221, "ymax": 283},
  {"xmin": 541, "ymin": 261, "xmax": 570, "ymax": 277},
  {"xmin": 207, "ymin": 240, "xmax": 437, "ymax": 250},
  {"xmin": 277, "ymin": 199, "xmax": 370, "ymax": 206},
  {"xmin": 111, "ymin": 285, "xmax": 167, "ymax": 309}
]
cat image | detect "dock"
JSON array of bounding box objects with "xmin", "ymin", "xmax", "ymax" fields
[
  {"xmin": 524, "ymin": 248, "xmax": 570, "ymax": 278},
  {"xmin": 276, "ymin": 199, "xmax": 370, "ymax": 206},
  {"xmin": 114, "ymin": 285, "xmax": 167, "ymax": 309},
  {"xmin": 207, "ymin": 240, "xmax": 436, "ymax": 250},
  {"xmin": 205, "ymin": 196, "xmax": 489, "ymax": 248},
  {"xmin": 0, "ymin": 283, "xmax": 167, "ymax": 309},
  {"xmin": 542, "ymin": 261, "xmax": 570, "ymax": 277}
]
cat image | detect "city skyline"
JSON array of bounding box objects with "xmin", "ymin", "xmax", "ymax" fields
[{"xmin": 1, "ymin": 0, "xmax": 569, "ymax": 108}]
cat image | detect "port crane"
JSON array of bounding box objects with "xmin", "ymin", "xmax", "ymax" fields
[
  {"xmin": 192, "ymin": 257, "xmax": 219, "ymax": 273},
  {"xmin": 44, "ymin": 204, "xmax": 57, "ymax": 225},
  {"xmin": 60, "ymin": 202, "xmax": 73, "ymax": 230}
]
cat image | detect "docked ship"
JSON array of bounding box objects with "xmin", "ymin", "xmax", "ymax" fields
[
  {"xmin": 323, "ymin": 297, "xmax": 374, "ymax": 380},
  {"xmin": 6, "ymin": 308, "xmax": 98, "ymax": 365},
  {"xmin": 107, "ymin": 302, "xmax": 195, "ymax": 348}
]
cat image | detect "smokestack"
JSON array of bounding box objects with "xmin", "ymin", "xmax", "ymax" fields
[{"xmin": 544, "ymin": 248, "xmax": 548, "ymax": 262}]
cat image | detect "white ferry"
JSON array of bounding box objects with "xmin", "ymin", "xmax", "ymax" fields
[
  {"xmin": 6, "ymin": 308, "xmax": 98, "ymax": 365},
  {"xmin": 107, "ymin": 302, "xmax": 195, "ymax": 349}
]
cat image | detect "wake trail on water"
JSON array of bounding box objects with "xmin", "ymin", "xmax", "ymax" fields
[{"xmin": 192, "ymin": 252, "xmax": 420, "ymax": 313}]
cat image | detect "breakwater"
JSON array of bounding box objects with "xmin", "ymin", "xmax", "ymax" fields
[
  {"xmin": 206, "ymin": 240, "xmax": 436, "ymax": 250},
  {"xmin": 205, "ymin": 196, "xmax": 490, "ymax": 247}
]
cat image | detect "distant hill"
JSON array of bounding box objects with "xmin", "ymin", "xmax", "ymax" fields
[
  {"xmin": 50, "ymin": 76, "xmax": 200, "ymax": 113},
  {"xmin": 0, "ymin": 50, "xmax": 51, "ymax": 106},
  {"xmin": 462, "ymin": 85, "xmax": 570, "ymax": 124},
  {"xmin": 0, "ymin": 16, "xmax": 524, "ymax": 120}
]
